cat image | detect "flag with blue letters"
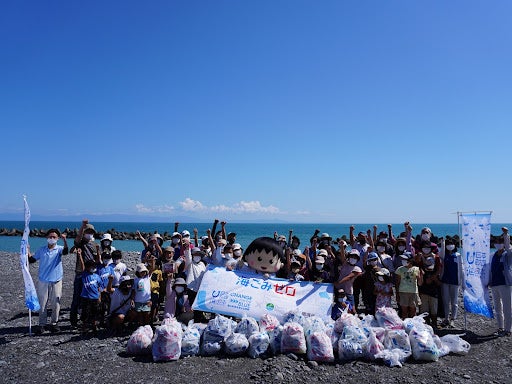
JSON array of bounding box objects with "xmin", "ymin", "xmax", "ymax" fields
[{"xmin": 20, "ymin": 196, "xmax": 40, "ymax": 311}]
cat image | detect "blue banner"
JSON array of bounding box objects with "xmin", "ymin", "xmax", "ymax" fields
[
  {"xmin": 20, "ymin": 196, "xmax": 40, "ymax": 311},
  {"xmin": 461, "ymin": 213, "xmax": 493, "ymax": 318}
]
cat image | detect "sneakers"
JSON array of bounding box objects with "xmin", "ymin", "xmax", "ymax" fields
[
  {"xmin": 449, "ymin": 320, "xmax": 455, "ymax": 328},
  {"xmin": 494, "ymin": 328, "xmax": 505, "ymax": 336},
  {"xmin": 440, "ymin": 319, "xmax": 450, "ymax": 327}
]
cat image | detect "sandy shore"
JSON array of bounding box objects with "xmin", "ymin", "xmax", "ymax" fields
[{"xmin": 1, "ymin": 250, "xmax": 511, "ymax": 384}]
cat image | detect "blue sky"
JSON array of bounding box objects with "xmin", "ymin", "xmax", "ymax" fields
[{"xmin": 1, "ymin": 1, "xmax": 511, "ymax": 223}]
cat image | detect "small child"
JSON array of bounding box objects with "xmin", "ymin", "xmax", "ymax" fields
[
  {"xmin": 97, "ymin": 253, "xmax": 115, "ymax": 327},
  {"xmin": 164, "ymin": 277, "xmax": 194, "ymax": 324},
  {"xmin": 395, "ymin": 252, "xmax": 423, "ymax": 319},
  {"xmin": 131, "ymin": 263, "xmax": 152, "ymax": 326},
  {"xmin": 107, "ymin": 274, "xmax": 135, "ymax": 335},
  {"xmin": 331, "ymin": 288, "xmax": 354, "ymax": 320},
  {"xmin": 80, "ymin": 259, "xmax": 103, "ymax": 333},
  {"xmin": 419, "ymin": 257, "xmax": 441, "ymax": 328},
  {"xmin": 374, "ymin": 268, "xmax": 394, "ymax": 309}
]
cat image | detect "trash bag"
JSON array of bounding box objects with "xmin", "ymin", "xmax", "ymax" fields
[
  {"xmin": 281, "ymin": 322, "xmax": 307, "ymax": 354},
  {"xmin": 338, "ymin": 336, "xmax": 364, "ymax": 361},
  {"xmin": 365, "ymin": 328, "xmax": 385, "ymax": 361},
  {"xmin": 409, "ymin": 327, "xmax": 440, "ymax": 361},
  {"xmin": 341, "ymin": 325, "xmax": 367, "ymax": 345},
  {"xmin": 303, "ymin": 316, "xmax": 326, "ymax": 340},
  {"xmin": 152, "ymin": 317, "xmax": 183, "ymax": 362},
  {"xmin": 248, "ymin": 332, "xmax": 270, "ymax": 358},
  {"xmin": 282, "ymin": 309, "xmax": 306, "ymax": 326},
  {"xmin": 201, "ymin": 314, "xmax": 235, "ymax": 356},
  {"xmin": 440, "ymin": 334, "xmax": 471, "ymax": 355},
  {"xmin": 334, "ymin": 309, "xmax": 361, "ymax": 334},
  {"xmin": 383, "ymin": 329, "xmax": 411, "ymax": 354},
  {"xmin": 181, "ymin": 323, "xmax": 202, "ymax": 357},
  {"xmin": 269, "ymin": 325, "xmax": 283, "ymax": 355},
  {"xmin": 375, "ymin": 307, "xmax": 404, "ymax": 330},
  {"xmin": 324, "ymin": 322, "xmax": 340, "ymax": 353},
  {"xmin": 126, "ymin": 325, "xmax": 154, "ymax": 355},
  {"xmin": 306, "ymin": 331, "xmax": 334, "ymax": 363},
  {"xmin": 235, "ymin": 315, "xmax": 259, "ymax": 338},
  {"xmin": 375, "ymin": 348, "xmax": 411, "ymax": 367},
  {"xmin": 224, "ymin": 332, "xmax": 249, "ymax": 356},
  {"xmin": 259, "ymin": 313, "xmax": 281, "ymax": 333}
]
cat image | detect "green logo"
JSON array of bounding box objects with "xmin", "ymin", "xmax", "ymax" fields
[{"xmin": 266, "ymin": 303, "xmax": 275, "ymax": 311}]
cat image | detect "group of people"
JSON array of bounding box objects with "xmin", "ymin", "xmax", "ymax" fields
[{"xmin": 27, "ymin": 219, "xmax": 511, "ymax": 338}]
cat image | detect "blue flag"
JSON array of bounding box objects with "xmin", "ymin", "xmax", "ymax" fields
[{"xmin": 20, "ymin": 196, "xmax": 40, "ymax": 311}]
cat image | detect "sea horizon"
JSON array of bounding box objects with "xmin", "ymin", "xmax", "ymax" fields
[{"xmin": 1, "ymin": 220, "xmax": 510, "ymax": 253}]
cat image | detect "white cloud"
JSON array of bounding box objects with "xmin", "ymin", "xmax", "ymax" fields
[
  {"xmin": 180, "ymin": 198, "xmax": 206, "ymax": 212},
  {"xmin": 182, "ymin": 198, "xmax": 280, "ymax": 215},
  {"xmin": 136, "ymin": 204, "xmax": 174, "ymax": 213}
]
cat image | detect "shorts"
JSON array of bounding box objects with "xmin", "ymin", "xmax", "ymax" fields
[
  {"xmin": 419, "ymin": 294, "xmax": 438, "ymax": 315},
  {"xmin": 151, "ymin": 292, "xmax": 160, "ymax": 306},
  {"xmin": 399, "ymin": 292, "xmax": 421, "ymax": 307},
  {"xmin": 134, "ymin": 301, "xmax": 151, "ymax": 312}
]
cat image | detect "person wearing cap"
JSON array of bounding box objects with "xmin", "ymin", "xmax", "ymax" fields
[
  {"xmin": 139, "ymin": 232, "xmax": 163, "ymax": 263},
  {"xmin": 374, "ymin": 268, "xmax": 394, "ymax": 309},
  {"xmin": 413, "ymin": 226, "xmax": 439, "ymax": 255},
  {"xmin": 96, "ymin": 251, "xmax": 116, "ymax": 327},
  {"xmin": 131, "ymin": 262, "xmax": 153, "ymax": 326},
  {"xmin": 361, "ymin": 252, "xmax": 381, "ymax": 315},
  {"xmin": 309, "ymin": 249, "xmax": 332, "ymax": 283},
  {"xmin": 489, "ymin": 227, "xmax": 512, "ymax": 337},
  {"xmin": 70, "ymin": 219, "xmax": 100, "ymax": 327},
  {"xmin": 227, "ymin": 232, "xmax": 237, "ymax": 245},
  {"xmin": 284, "ymin": 248, "xmax": 310, "ymax": 281},
  {"xmin": 331, "ymin": 288, "xmax": 354, "ymax": 319},
  {"xmin": 28, "ymin": 228, "xmax": 69, "ymax": 334},
  {"xmin": 395, "ymin": 251, "xmax": 423, "ymax": 319},
  {"xmin": 225, "ymin": 243, "xmax": 245, "ymax": 271},
  {"xmin": 164, "ymin": 278, "xmax": 194, "ymax": 324},
  {"xmin": 372, "ymin": 227, "xmax": 395, "ymax": 258},
  {"xmin": 106, "ymin": 275, "xmax": 135, "ymax": 335},
  {"xmin": 276, "ymin": 234, "xmax": 287, "ymax": 249},
  {"xmin": 334, "ymin": 248, "xmax": 363, "ymax": 313},
  {"xmin": 439, "ymin": 236, "xmax": 463, "ymax": 328},
  {"xmin": 99, "ymin": 233, "xmax": 116, "ymax": 257},
  {"xmin": 418, "ymin": 256, "xmax": 441, "ymax": 329},
  {"xmin": 183, "ymin": 245, "xmax": 207, "ymax": 321}
]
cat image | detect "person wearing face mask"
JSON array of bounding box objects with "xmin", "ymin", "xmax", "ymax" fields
[
  {"xmin": 71, "ymin": 219, "xmax": 100, "ymax": 327},
  {"xmin": 29, "ymin": 229, "xmax": 68, "ymax": 334},
  {"xmin": 439, "ymin": 237, "xmax": 463, "ymax": 328},
  {"xmin": 362, "ymin": 252, "xmax": 381, "ymax": 314},
  {"xmin": 414, "ymin": 227, "xmax": 439, "ymax": 255},
  {"xmin": 349, "ymin": 227, "xmax": 373, "ymax": 312},
  {"xmin": 226, "ymin": 243, "xmax": 245, "ymax": 271},
  {"xmin": 97, "ymin": 252, "xmax": 116, "ymax": 327},
  {"xmin": 395, "ymin": 252, "xmax": 423, "ymax": 319},
  {"xmin": 331, "ymin": 288, "xmax": 354, "ymax": 319},
  {"xmin": 285, "ymin": 248, "xmax": 310, "ymax": 281},
  {"xmin": 309, "ymin": 253, "xmax": 331, "ymax": 283},
  {"xmin": 488, "ymin": 227, "xmax": 512, "ymax": 337},
  {"xmin": 419, "ymin": 257, "xmax": 441, "ymax": 328},
  {"xmin": 183, "ymin": 246, "xmax": 207, "ymax": 320},
  {"xmin": 106, "ymin": 275, "xmax": 135, "ymax": 336},
  {"xmin": 164, "ymin": 278, "xmax": 194, "ymax": 324},
  {"xmin": 276, "ymin": 234, "xmax": 288, "ymax": 250},
  {"xmin": 373, "ymin": 227, "xmax": 395, "ymax": 258},
  {"xmin": 79, "ymin": 258, "xmax": 104, "ymax": 334},
  {"xmin": 100, "ymin": 233, "xmax": 116, "ymax": 256},
  {"xmin": 111, "ymin": 250, "xmax": 127, "ymax": 288},
  {"xmin": 374, "ymin": 268, "xmax": 393, "ymax": 309},
  {"xmin": 334, "ymin": 248, "xmax": 363, "ymax": 313}
]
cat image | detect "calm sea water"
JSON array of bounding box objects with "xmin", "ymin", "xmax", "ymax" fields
[{"xmin": 1, "ymin": 220, "xmax": 510, "ymax": 253}]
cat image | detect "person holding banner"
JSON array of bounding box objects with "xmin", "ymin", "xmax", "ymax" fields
[
  {"xmin": 28, "ymin": 229, "xmax": 69, "ymax": 334},
  {"xmin": 489, "ymin": 227, "xmax": 512, "ymax": 337}
]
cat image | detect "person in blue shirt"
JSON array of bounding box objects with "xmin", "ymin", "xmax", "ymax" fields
[
  {"xmin": 28, "ymin": 228, "xmax": 68, "ymax": 334},
  {"xmin": 79, "ymin": 258, "xmax": 104, "ymax": 334},
  {"xmin": 97, "ymin": 253, "xmax": 115, "ymax": 327}
]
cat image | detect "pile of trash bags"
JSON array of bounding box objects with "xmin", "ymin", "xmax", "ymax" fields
[{"xmin": 126, "ymin": 307, "xmax": 471, "ymax": 366}]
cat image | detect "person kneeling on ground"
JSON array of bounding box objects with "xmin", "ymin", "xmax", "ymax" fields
[
  {"xmin": 164, "ymin": 278, "xmax": 194, "ymax": 324},
  {"xmin": 107, "ymin": 275, "xmax": 135, "ymax": 335}
]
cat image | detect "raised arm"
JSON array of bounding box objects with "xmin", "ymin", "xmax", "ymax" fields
[{"xmin": 136, "ymin": 230, "xmax": 149, "ymax": 249}]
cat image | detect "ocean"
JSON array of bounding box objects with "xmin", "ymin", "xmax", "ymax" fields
[{"xmin": 1, "ymin": 220, "xmax": 510, "ymax": 253}]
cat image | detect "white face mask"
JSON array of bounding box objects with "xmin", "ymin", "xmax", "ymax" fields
[
  {"xmin": 89, "ymin": 268, "xmax": 97, "ymax": 273},
  {"xmin": 193, "ymin": 256, "xmax": 202, "ymax": 263},
  {"xmin": 376, "ymin": 246, "xmax": 385, "ymax": 253},
  {"xmin": 234, "ymin": 250, "xmax": 242, "ymax": 257},
  {"xmin": 175, "ymin": 286, "xmax": 185, "ymax": 293},
  {"xmin": 446, "ymin": 244, "xmax": 455, "ymax": 251},
  {"xmin": 103, "ymin": 241, "xmax": 111, "ymax": 246},
  {"xmin": 421, "ymin": 233, "xmax": 430, "ymax": 241},
  {"xmin": 398, "ymin": 245, "xmax": 406, "ymax": 252},
  {"xmin": 223, "ymin": 253, "xmax": 233, "ymax": 259},
  {"xmin": 292, "ymin": 268, "xmax": 300, "ymax": 274},
  {"xmin": 172, "ymin": 238, "xmax": 180, "ymax": 244},
  {"xmin": 315, "ymin": 264, "xmax": 324, "ymax": 271},
  {"xmin": 84, "ymin": 234, "xmax": 94, "ymax": 241},
  {"xmin": 103, "ymin": 258, "xmax": 112, "ymax": 265},
  {"xmin": 422, "ymin": 248, "xmax": 431, "ymax": 255},
  {"xmin": 349, "ymin": 258, "xmax": 358, "ymax": 265},
  {"xmin": 378, "ymin": 276, "xmax": 385, "ymax": 282},
  {"xmin": 337, "ymin": 297, "xmax": 346, "ymax": 303},
  {"xmin": 495, "ymin": 244, "xmax": 504, "ymax": 250},
  {"xmin": 369, "ymin": 261, "xmax": 377, "ymax": 266},
  {"xmin": 402, "ymin": 260, "xmax": 410, "ymax": 267},
  {"xmin": 47, "ymin": 238, "xmax": 58, "ymax": 246}
]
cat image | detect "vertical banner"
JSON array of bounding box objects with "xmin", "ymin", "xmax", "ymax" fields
[
  {"xmin": 461, "ymin": 213, "xmax": 493, "ymax": 318},
  {"xmin": 20, "ymin": 196, "xmax": 40, "ymax": 311}
]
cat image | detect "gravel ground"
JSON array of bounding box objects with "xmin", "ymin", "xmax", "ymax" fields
[{"xmin": 1, "ymin": 250, "xmax": 511, "ymax": 384}]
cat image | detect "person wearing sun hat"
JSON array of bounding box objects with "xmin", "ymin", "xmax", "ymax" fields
[
  {"xmin": 395, "ymin": 251, "xmax": 423, "ymax": 319},
  {"xmin": 100, "ymin": 233, "xmax": 116, "ymax": 257},
  {"xmin": 131, "ymin": 262, "xmax": 153, "ymax": 326},
  {"xmin": 164, "ymin": 277, "xmax": 194, "ymax": 324}
]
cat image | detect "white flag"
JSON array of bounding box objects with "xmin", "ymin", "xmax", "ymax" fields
[{"xmin": 20, "ymin": 196, "xmax": 40, "ymax": 311}]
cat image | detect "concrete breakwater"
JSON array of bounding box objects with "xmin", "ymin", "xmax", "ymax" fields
[{"xmin": 0, "ymin": 227, "xmax": 169, "ymax": 241}]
